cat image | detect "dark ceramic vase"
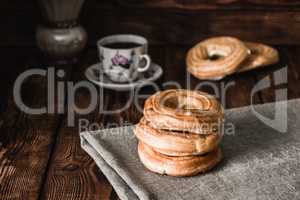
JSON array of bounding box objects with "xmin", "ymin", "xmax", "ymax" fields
[{"xmin": 36, "ymin": 0, "xmax": 87, "ymax": 60}]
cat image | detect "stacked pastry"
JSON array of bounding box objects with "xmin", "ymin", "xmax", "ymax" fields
[
  {"xmin": 186, "ymin": 36, "xmax": 279, "ymax": 80},
  {"xmin": 134, "ymin": 89, "xmax": 224, "ymax": 177}
]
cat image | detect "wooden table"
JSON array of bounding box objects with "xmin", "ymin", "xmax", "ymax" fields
[{"xmin": 0, "ymin": 45, "xmax": 299, "ymax": 200}]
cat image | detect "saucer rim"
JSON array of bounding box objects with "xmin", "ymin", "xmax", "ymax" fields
[{"xmin": 85, "ymin": 62, "xmax": 163, "ymax": 90}]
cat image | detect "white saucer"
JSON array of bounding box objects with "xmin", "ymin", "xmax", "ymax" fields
[{"xmin": 85, "ymin": 62, "xmax": 163, "ymax": 91}]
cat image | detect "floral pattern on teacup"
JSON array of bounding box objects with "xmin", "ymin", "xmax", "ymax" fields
[{"xmin": 111, "ymin": 52, "xmax": 131, "ymax": 69}]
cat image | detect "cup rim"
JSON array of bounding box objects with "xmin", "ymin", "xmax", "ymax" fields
[{"xmin": 97, "ymin": 34, "xmax": 148, "ymax": 50}]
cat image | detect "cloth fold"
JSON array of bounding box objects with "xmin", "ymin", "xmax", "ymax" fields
[{"xmin": 80, "ymin": 99, "xmax": 300, "ymax": 200}]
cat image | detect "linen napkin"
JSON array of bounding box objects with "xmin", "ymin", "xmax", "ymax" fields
[{"xmin": 80, "ymin": 99, "xmax": 300, "ymax": 200}]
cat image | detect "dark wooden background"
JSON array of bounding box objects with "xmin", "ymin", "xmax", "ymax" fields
[
  {"xmin": 1, "ymin": 0, "xmax": 300, "ymax": 47},
  {"xmin": 0, "ymin": 0, "xmax": 299, "ymax": 199}
]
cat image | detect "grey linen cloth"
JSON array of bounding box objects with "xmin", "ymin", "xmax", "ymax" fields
[{"xmin": 80, "ymin": 99, "xmax": 300, "ymax": 200}]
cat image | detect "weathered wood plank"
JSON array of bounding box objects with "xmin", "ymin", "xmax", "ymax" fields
[
  {"xmin": 40, "ymin": 49, "xmax": 114, "ymax": 200},
  {"xmin": 112, "ymin": 0, "xmax": 300, "ymax": 11},
  {"xmin": 0, "ymin": 57, "xmax": 70, "ymax": 199},
  {"xmin": 83, "ymin": 11, "xmax": 300, "ymax": 46},
  {"xmin": 4, "ymin": 0, "xmax": 300, "ymax": 13},
  {"xmin": 41, "ymin": 124, "xmax": 114, "ymax": 200},
  {"xmin": 1, "ymin": 0, "xmax": 300, "ymax": 47}
]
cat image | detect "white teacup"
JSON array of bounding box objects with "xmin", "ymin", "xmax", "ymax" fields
[{"xmin": 97, "ymin": 34, "xmax": 151, "ymax": 83}]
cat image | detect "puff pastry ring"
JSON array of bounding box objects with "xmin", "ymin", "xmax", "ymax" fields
[
  {"xmin": 143, "ymin": 89, "xmax": 224, "ymax": 134},
  {"xmin": 134, "ymin": 117, "xmax": 221, "ymax": 156},
  {"xmin": 237, "ymin": 42, "xmax": 279, "ymax": 73},
  {"xmin": 186, "ymin": 36, "xmax": 249, "ymax": 80},
  {"xmin": 138, "ymin": 142, "xmax": 222, "ymax": 177}
]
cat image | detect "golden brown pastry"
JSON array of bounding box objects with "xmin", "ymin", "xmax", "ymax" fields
[
  {"xmin": 138, "ymin": 142, "xmax": 222, "ymax": 177},
  {"xmin": 143, "ymin": 89, "xmax": 224, "ymax": 134},
  {"xmin": 186, "ymin": 36, "xmax": 249, "ymax": 80},
  {"xmin": 237, "ymin": 42, "xmax": 279, "ymax": 73},
  {"xmin": 134, "ymin": 117, "xmax": 221, "ymax": 156}
]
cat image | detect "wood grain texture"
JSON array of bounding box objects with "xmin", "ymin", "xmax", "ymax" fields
[
  {"xmin": 0, "ymin": 64, "xmax": 69, "ymax": 199},
  {"xmin": 40, "ymin": 50, "xmax": 114, "ymax": 200},
  {"xmin": 1, "ymin": 1, "xmax": 300, "ymax": 47},
  {"xmin": 82, "ymin": 10, "xmax": 300, "ymax": 46},
  {"xmin": 113, "ymin": 0, "xmax": 300, "ymax": 10}
]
